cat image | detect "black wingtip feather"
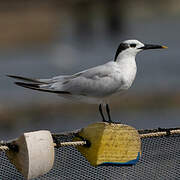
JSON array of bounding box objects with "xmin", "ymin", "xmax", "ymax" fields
[
  {"xmin": 15, "ymin": 82, "xmax": 71, "ymax": 94},
  {"xmin": 15, "ymin": 82, "xmax": 40, "ymax": 88},
  {"xmin": 6, "ymin": 74, "xmax": 16, "ymax": 79},
  {"xmin": 7, "ymin": 74, "xmax": 44, "ymax": 84}
]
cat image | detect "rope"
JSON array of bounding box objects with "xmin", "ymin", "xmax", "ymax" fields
[
  {"xmin": 52, "ymin": 133, "xmax": 88, "ymax": 148},
  {"xmin": 0, "ymin": 141, "xmax": 87, "ymax": 151},
  {"xmin": 0, "ymin": 145, "xmax": 9, "ymax": 151},
  {"xmin": 0, "ymin": 128, "xmax": 179, "ymax": 150},
  {"xmin": 140, "ymin": 129, "xmax": 180, "ymax": 138},
  {"xmin": 54, "ymin": 141, "xmax": 86, "ymax": 148},
  {"xmin": 0, "ymin": 141, "xmax": 9, "ymax": 152},
  {"xmin": 55, "ymin": 129, "xmax": 180, "ymax": 147}
]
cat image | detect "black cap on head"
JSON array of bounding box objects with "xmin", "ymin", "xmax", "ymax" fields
[{"xmin": 114, "ymin": 43, "xmax": 129, "ymax": 61}]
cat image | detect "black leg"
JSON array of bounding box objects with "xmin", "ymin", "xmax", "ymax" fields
[
  {"xmin": 99, "ymin": 104, "xmax": 106, "ymax": 122},
  {"xmin": 106, "ymin": 104, "xmax": 112, "ymax": 123}
]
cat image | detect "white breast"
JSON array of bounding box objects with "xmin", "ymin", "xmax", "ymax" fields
[{"xmin": 116, "ymin": 56, "xmax": 137, "ymax": 91}]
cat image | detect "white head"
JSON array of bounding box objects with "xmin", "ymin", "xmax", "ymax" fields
[{"xmin": 114, "ymin": 39, "xmax": 167, "ymax": 61}]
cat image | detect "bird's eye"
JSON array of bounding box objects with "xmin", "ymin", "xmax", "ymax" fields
[{"xmin": 130, "ymin": 44, "xmax": 136, "ymax": 48}]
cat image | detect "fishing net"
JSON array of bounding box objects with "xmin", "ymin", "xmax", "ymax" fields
[{"xmin": 0, "ymin": 127, "xmax": 179, "ymax": 180}]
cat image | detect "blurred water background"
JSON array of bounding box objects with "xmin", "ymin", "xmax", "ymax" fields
[{"xmin": 0, "ymin": 0, "xmax": 180, "ymax": 140}]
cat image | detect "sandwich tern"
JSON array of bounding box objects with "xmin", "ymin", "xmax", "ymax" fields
[{"xmin": 8, "ymin": 40, "xmax": 167, "ymax": 123}]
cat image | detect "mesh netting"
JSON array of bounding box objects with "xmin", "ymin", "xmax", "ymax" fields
[{"xmin": 0, "ymin": 129, "xmax": 179, "ymax": 180}]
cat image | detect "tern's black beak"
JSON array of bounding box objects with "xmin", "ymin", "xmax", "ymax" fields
[{"xmin": 139, "ymin": 44, "xmax": 168, "ymax": 50}]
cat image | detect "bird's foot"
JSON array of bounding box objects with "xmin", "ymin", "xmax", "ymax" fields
[{"xmin": 102, "ymin": 118, "xmax": 113, "ymax": 124}]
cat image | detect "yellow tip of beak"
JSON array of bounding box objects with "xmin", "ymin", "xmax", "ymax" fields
[{"xmin": 162, "ymin": 45, "xmax": 168, "ymax": 49}]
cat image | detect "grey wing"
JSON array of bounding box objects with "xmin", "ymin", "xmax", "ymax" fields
[
  {"xmin": 8, "ymin": 62, "xmax": 121, "ymax": 96},
  {"xmin": 51, "ymin": 63, "xmax": 121, "ymax": 97}
]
